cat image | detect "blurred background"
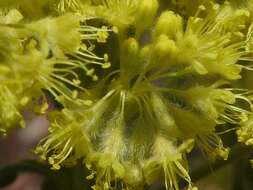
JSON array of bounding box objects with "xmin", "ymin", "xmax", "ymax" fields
[{"xmin": 0, "ymin": 114, "xmax": 48, "ymax": 190}]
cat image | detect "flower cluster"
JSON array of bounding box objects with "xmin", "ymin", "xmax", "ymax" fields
[
  {"xmin": 1, "ymin": 0, "xmax": 253, "ymax": 189},
  {"xmin": 0, "ymin": 0, "xmax": 111, "ymax": 135}
]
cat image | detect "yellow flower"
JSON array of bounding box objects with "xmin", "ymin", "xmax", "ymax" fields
[
  {"xmin": 237, "ymin": 116, "xmax": 253, "ymax": 146},
  {"xmin": 35, "ymin": 109, "xmax": 92, "ymax": 170},
  {"xmin": 143, "ymin": 136, "xmax": 195, "ymax": 190},
  {"xmin": 2, "ymin": 1, "xmax": 253, "ymax": 190}
]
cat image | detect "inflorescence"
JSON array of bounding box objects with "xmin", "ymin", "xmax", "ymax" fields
[{"xmin": 1, "ymin": 0, "xmax": 253, "ymax": 190}]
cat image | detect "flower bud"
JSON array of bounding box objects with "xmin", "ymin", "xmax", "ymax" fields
[
  {"xmin": 154, "ymin": 11, "xmax": 183, "ymax": 39},
  {"xmin": 122, "ymin": 38, "xmax": 139, "ymax": 60},
  {"xmin": 154, "ymin": 35, "xmax": 179, "ymax": 59},
  {"xmin": 121, "ymin": 37, "xmax": 139, "ymax": 68},
  {"xmin": 135, "ymin": 0, "xmax": 158, "ymax": 36},
  {"xmin": 121, "ymin": 38, "xmax": 140, "ymax": 84},
  {"xmin": 140, "ymin": 45, "xmax": 151, "ymax": 61}
]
